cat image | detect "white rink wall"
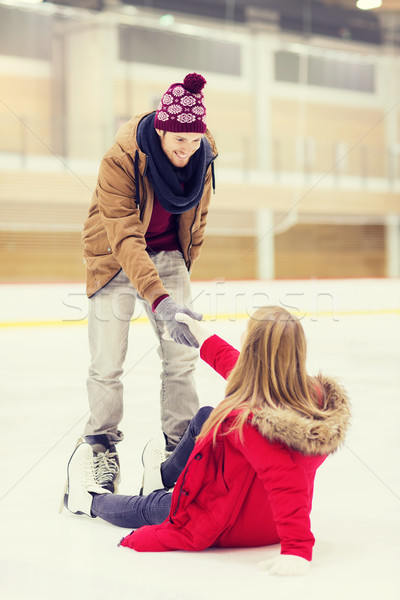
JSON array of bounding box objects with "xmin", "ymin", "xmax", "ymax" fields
[{"xmin": 2, "ymin": 277, "xmax": 400, "ymax": 324}]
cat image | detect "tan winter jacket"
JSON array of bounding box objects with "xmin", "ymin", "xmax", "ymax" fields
[{"xmin": 82, "ymin": 112, "xmax": 218, "ymax": 303}]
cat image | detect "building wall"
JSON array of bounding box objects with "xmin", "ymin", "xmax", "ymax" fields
[{"xmin": 0, "ymin": 4, "xmax": 399, "ymax": 283}]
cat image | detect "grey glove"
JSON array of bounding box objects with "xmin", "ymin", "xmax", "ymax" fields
[
  {"xmin": 174, "ymin": 313, "xmax": 212, "ymax": 347},
  {"xmin": 154, "ymin": 297, "xmax": 203, "ymax": 347}
]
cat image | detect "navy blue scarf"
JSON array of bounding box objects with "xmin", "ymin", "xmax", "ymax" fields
[{"xmin": 137, "ymin": 113, "xmax": 214, "ymax": 215}]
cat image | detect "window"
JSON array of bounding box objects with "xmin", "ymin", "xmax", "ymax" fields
[
  {"xmin": 275, "ymin": 50, "xmax": 375, "ymax": 93},
  {"xmin": 119, "ymin": 26, "xmax": 241, "ymax": 76}
]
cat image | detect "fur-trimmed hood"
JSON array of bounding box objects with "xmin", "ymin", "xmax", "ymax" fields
[{"xmin": 251, "ymin": 375, "xmax": 351, "ymax": 456}]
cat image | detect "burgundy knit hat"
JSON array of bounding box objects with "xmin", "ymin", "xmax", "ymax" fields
[{"xmin": 154, "ymin": 73, "xmax": 207, "ymax": 134}]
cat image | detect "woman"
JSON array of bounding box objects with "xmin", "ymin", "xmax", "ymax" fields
[{"xmin": 65, "ymin": 306, "xmax": 350, "ymax": 576}]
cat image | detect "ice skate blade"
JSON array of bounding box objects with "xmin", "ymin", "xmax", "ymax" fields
[{"xmin": 59, "ymin": 436, "xmax": 84, "ymax": 514}]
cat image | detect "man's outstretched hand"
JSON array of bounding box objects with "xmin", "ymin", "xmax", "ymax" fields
[{"xmin": 155, "ymin": 297, "xmax": 202, "ymax": 347}]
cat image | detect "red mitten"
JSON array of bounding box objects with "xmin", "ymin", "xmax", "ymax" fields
[{"xmin": 119, "ymin": 525, "xmax": 170, "ymax": 552}]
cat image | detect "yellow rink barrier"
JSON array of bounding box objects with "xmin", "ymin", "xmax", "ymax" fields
[{"xmin": 1, "ymin": 308, "xmax": 399, "ymax": 329}]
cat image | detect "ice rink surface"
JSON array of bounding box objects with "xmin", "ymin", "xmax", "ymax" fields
[{"xmin": 1, "ymin": 277, "xmax": 399, "ymax": 600}]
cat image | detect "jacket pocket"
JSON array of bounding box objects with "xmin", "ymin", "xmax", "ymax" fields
[{"xmin": 83, "ymin": 228, "xmax": 112, "ymax": 258}]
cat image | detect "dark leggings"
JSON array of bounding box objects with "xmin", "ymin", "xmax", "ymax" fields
[
  {"xmin": 161, "ymin": 405, "xmax": 213, "ymax": 488},
  {"xmin": 91, "ymin": 406, "xmax": 213, "ymax": 528}
]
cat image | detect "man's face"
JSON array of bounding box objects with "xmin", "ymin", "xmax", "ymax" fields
[{"xmin": 156, "ymin": 130, "xmax": 204, "ymax": 168}]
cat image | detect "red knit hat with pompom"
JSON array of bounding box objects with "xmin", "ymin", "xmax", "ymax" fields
[{"xmin": 154, "ymin": 73, "xmax": 207, "ymax": 133}]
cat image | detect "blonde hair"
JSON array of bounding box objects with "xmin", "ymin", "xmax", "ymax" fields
[{"xmin": 198, "ymin": 305, "xmax": 328, "ymax": 444}]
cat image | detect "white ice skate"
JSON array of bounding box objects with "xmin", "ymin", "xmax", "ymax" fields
[
  {"xmin": 64, "ymin": 442, "xmax": 111, "ymax": 517},
  {"xmin": 140, "ymin": 438, "xmax": 166, "ymax": 496}
]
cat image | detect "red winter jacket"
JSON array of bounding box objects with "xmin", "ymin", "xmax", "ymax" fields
[{"xmin": 120, "ymin": 335, "xmax": 350, "ymax": 559}]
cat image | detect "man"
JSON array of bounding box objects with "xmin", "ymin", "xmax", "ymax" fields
[{"xmin": 80, "ymin": 73, "xmax": 217, "ymax": 492}]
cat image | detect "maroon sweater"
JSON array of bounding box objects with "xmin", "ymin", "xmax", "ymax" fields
[{"xmin": 145, "ymin": 195, "xmax": 181, "ymax": 253}]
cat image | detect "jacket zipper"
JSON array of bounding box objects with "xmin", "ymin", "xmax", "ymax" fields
[
  {"xmin": 185, "ymin": 155, "xmax": 217, "ymax": 271},
  {"xmin": 169, "ymin": 466, "xmax": 190, "ymax": 523},
  {"xmin": 139, "ymin": 155, "xmax": 148, "ymax": 221},
  {"xmin": 186, "ymin": 204, "xmax": 200, "ymax": 272}
]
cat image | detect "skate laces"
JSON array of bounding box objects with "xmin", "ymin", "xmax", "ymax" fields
[
  {"xmin": 142, "ymin": 439, "xmax": 165, "ymax": 470},
  {"xmin": 140, "ymin": 439, "xmax": 165, "ymax": 495},
  {"xmin": 93, "ymin": 450, "xmax": 119, "ymax": 486},
  {"xmin": 81, "ymin": 452, "xmax": 96, "ymax": 484},
  {"xmin": 150, "ymin": 445, "xmax": 166, "ymax": 469},
  {"xmin": 82, "ymin": 453, "xmax": 104, "ymax": 490}
]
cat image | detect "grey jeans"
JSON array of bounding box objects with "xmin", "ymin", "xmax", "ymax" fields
[{"xmin": 83, "ymin": 250, "xmax": 199, "ymax": 446}]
